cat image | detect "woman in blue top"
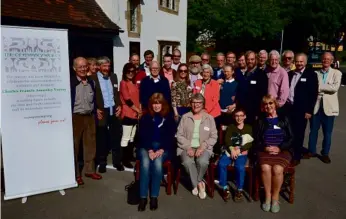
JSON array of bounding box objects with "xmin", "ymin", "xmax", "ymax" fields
[
  {"xmin": 255, "ymin": 95, "xmax": 294, "ymax": 213},
  {"xmin": 137, "ymin": 93, "xmax": 175, "ymax": 212}
]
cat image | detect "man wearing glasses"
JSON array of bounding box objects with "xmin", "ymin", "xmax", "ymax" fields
[
  {"xmin": 226, "ymin": 52, "xmax": 236, "ymax": 67},
  {"xmin": 282, "ymin": 50, "xmax": 296, "ymax": 72},
  {"xmin": 201, "ymin": 53, "xmax": 210, "ymax": 65},
  {"xmin": 171, "ymin": 49, "xmax": 182, "ymax": 71}
]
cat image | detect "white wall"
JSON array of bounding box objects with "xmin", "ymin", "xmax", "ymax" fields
[{"xmin": 96, "ymin": 0, "xmax": 187, "ymax": 80}]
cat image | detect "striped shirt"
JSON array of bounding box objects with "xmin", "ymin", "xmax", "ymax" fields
[{"xmin": 264, "ymin": 117, "xmax": 284, "ymax": 146}]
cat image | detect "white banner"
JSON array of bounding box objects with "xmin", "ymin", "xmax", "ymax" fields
[{"xmin": 1, "ymin": 26, "xmax": 77, "ymax": 200}]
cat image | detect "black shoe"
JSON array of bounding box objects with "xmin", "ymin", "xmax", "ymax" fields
[
  {"xmin": 113, "ymin": 164, "xmax": 125, "ymax": 171},
  {"xmin": 149, "ymin": 197, "xmax": 158, "ymax": 211},
  {"xmin": 320, "ymin": 155, "xmax": 331, "ymax": 164},
  {"xmin": 138, "ymin": 198, "xmax": 147, "ymax": 212},
  {"xmin": 98, "ymin": 165, "xmax": 107, "ymax": 173},
  {"xmin": 123, "ymin": 161, "xmax": 134, "ymax": 169}
]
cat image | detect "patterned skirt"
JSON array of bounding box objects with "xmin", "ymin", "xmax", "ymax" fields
[{"xmin": 258, "ymin": 151, "xmax": 292, "ymax": 168}]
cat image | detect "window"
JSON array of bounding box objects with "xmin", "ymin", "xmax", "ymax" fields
[
  {"xmin": 127, "ymin": 0, "xmax": 141, "ymax": 38},
  {"xmin": 158, "ymin": 41, "xmax": 180, "ymax": 65},
  {"xmin": 158, "ymin": 0, "xmax": 179, "ymax": 15}
]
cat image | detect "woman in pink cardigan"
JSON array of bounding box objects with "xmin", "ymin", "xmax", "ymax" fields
[{"xmin": 193, "ymin": 64, "xmax": 221, "ymax": 119}]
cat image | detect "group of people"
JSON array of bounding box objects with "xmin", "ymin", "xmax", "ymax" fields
[{"xmin": 70, "ymin": 48, "xmax": 342, "ymax": 213}]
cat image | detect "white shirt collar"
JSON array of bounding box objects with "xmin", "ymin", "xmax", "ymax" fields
[{"xmin": 225, "ymin": 78, "xmax": 235, "ymax": 83}]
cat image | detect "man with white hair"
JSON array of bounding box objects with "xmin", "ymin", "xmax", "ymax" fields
[
  {"xmin": 282, "ymin": 50, "xmax": 296, "ymax": 72},
  {"xmin": 213, "ymin": 52, "xmax": 225, "ymax": 84},
  {"xmin": 307, "ymin": 52, "xmax": 342, "ymax": 164},
  {"xmin": 257, "ymin": 50, "xmax": 268, "ymax": 70},
  {"xmin": 266, "ymin": 50, "xmax": 289, "ymax": 107}
]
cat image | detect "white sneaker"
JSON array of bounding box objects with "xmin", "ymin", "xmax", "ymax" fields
[
  {"xmin": 198, "ymin": 182, "xmax": 207, "ymax": 199},
  {"xmin": 192, "ymin": 187, "xmax": 198, "ymax": 196}
]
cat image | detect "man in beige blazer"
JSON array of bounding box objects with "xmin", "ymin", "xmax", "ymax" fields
[{"xmin": 307, "ymin": 52, "xmax": 342, "ymax": 164}]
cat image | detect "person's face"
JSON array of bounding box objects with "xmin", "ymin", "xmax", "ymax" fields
[
  {"xmin": 130, "ymin": 55, "xmax": 140, "ymax": 67},
  {"xmin": 191, "ymin": 62, "xmax": 201, "ymax": 68},
  {"xmin": 295, "ymin": 56, "xmax": 306, "ymax": 71},
  {"xmin": 150, "ymin": 63, "xmax": 160, "ymax": 77},
  {"xmin": 238, "ymin": 56, "xmax": 246, "ymax": 68},
  {"xmin": 216, "ymin": 55, "xmax": 225, "ymax": 68},
  {"xmin": 172, "ymin": 51, "xmax": 181, "ymax": 64},
  {"xmin": 269, "ymin": 55, "xmax": 279, "ymax": 69},
  {"xmin": 74, "ymin": 59, "xmax": 88, "ymax": 78},
  {"xmin": 178, "ymin": 66, "xmax": 188, "ymax": 79},
  {"xmin": 223, "ymin": 66, "xmax": 234, "ymax": 79},
  {"xmin": 246, "ymin": 53, "xmax": 256, "ymax": 69},
  {"xmin": 201, "ymin": 55, "xmax": 209, "ymax": 65},
  {"xmin": 163, "ymin": 56, "xmax": 172, "ymax": 69},
  {"xmin": 126, "ymin": 67, "xmax": 136, "ymax": 80},
  {"xmin": 152, "ymin": 103, "xmax": 162, "ymax": 113},
  {"xmin": 191, "ymin": 100, "xmax": 203, "ymax": 114},
  {"xmin": 322, "ymin": 54, "xmax": 333, "ymax": 69},
  {"xmin": 88, "ymin": 62, "xmax": 98, "ymax": 74},
  {"xmin": 226, "ymin": 54, "xmax": 236, "ymax": 64},
  {"xmin": 234, "ymin": 111, "xmax": 246, "ymax": 125},
  {"xmin": 202, "ymin": 68, "xmax": 211, "ymax": 80},
  {"xmin": 283, "ymin": 52, "xmax": 294, "ymax": 67},
  {"xmin": 99, "ymin": 62, "xmax": 111, "ymax": 75},
  {"xmin": 145, "ymin": 54, "xmax": 153, "ymax": 65},
  {"xmin": 264, "ymin": 100, "xmax": 276, "ymax": 114},
  {"xmin": 258, "ymin": 54, "xmax": 267, "ymax": 66}
]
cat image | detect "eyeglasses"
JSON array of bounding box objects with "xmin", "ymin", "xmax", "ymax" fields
[
  {"xmin": 127, "ymin": 69, "xmax": 136, "ymax": 73},
  {"xmin": 227, "ymin": 56, "xmax": 236, "ymax": 59},
  {"xmin": 179, "ymin": 69, "xmax": 188, "ymax": 73},
  {"xmin": 264, "ymin": 102, "xmax": 274, "ymax": 106},
  {"xmin": 192, "ymin": 101, "xmax": 203, "ymax": 105},
  {"xmin": 234, "ymin": 114, "xmax": 245, "ymax": 118},
  {"xmin": 76, "ymin": 65, "xmax": 88, "ymax": 70},
  {"xmin": 284, "ymin": 57, "xmax": 293, "ymax": 60},
  {"xmin": 173, "ymin": 55, "xmax": 181, "ymax": 58},
  {"xmin": 202, "ymin": 59, "xmax": 209, "ymax": 61}
]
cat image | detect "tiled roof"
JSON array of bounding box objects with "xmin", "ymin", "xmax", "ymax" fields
[{"xmin": 1, "ymin": 0, "xmax": 120, "ymax": 31}]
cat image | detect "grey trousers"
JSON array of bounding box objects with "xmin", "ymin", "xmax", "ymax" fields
[{"xmin": 180, "ymin": 149, "xmax": 211, "ymax": 188}]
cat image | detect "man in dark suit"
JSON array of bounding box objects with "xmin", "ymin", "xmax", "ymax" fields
[
  {"xmin": 91, "ymin": 56, "xmax": 123, "ymax": 172},
  {"xmin": 283, "ymin": 53, "xmax": 318, "ymax": 166}
]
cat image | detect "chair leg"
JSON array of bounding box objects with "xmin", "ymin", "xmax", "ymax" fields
[
  {"xmin": 205, "ymin": 170, "xmax": 211, "ymax": 197},
  {"xmin": 254, "ymin": 173, "xmax": 260, "ymax": 201},
  {"xmin": 248, "ymin": 168, "xmax": 253, "ymax": 202},
  {"xmin": 289, "ymin": 172, "xmax": 295, "ymax": 204},
  {"xmin": 135, "ymin": 160, "xmax": 140, "ymax": 181},
  {"xmin": 210, "ymin": 166, "xmax": 215, "ymax": 198},
  {"xmin": 174, "ymin": 168, "xmax": 181, "ymax": 195},
  {"xmin": 166, "ymin": 163, "xmax": 172, "ymax": 195}
]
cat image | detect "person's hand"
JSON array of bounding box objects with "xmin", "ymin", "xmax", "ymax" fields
[
  {"xmin": 115, "ymin": 106, "xmax": 121, "ymax": 117},
  {"xmin": 195, "ymin": 147, "xmax": 204, "ymax": 157},
  {"xmin": 187, "ymin": 148, "xmax": 195, "ymax": 157},
  {"xmin": 97, "ymin": 109, "xmax": 103, "ymax": 120},
  {"xmin": 231, "ymin": 148, "xmax": 238, "ymax": 160},
  {"xmin": 270, "ymin": 146, "xmax": 280, "ymax": 155},
  {"xmin": 137, "ymin": 109, "xmax": 142, "ymax": 118},
  {"xmin": 174, "ymin": 114, "xmax": 180, "ymax": 122},
  {"xmin": 217, "ymin": 79, "xmax": 224, "ymax": 84},
  {"xmin": 265, "ymin": 146, "xmax": 272, "ymax": 153},
  {"xmin": 305, "ymin": 113, "xmax": 312, "ymax": 119},
  {"xmin": 148, "ymin": 150, "xmax": 156, "ymax": 160},
  {"xmin": 241, "ymin": 150, "xmax": 248, "ymax": 156},
  {"xmin": 155, "ymin": 149, "xmax": 164, "ymax": 158}
]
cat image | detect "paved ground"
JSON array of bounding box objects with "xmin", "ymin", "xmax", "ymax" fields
[{"xmin": 2, "ymin": 89, "xmax": 346, "ymax": 219}]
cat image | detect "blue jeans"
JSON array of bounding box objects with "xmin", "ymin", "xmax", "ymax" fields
[
  {"xmin": 139, "ymin": 147, "xmax": 167, "ymax": 198},
  {"xmin": 308, "ymin": 107, "xmax": 335, "ymax": 156},
  {"xmin": 218, "ymin": 153, "xmax": 247, "ymax": 190}
]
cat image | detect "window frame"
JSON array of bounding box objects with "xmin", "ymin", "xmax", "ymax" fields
[
  {"xmin": 158, "ymin": 0, "xmax": 180, "ymax": 15},
  {"xmin": 126, "ymin": 0, "xmax": 141, "ymax": 38}
]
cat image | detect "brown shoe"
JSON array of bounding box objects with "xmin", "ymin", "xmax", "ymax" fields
[
  {"xmin": 222, "ymin": 189, "xmax": 231, "ymax": 202},
  {"xmin": 302, "ymin": 152, "xmax": 316, "ymax": 159},
  {"xmin": 320, "ymin": 155, "xmax": 331, "ymax": 164},
  {"xmin": 234, "ymin": 190, "xmax": 244, "ymax": 203}
]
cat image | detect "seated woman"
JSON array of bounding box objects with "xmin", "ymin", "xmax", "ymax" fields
[
  {"xmin": 177, "ymin": 93, "xmax": 218, "ymax": 199},
  {"xmin": 137, "ymin": 93, "xmax": 175, "ymax": 212},
  {"xmin": 218, "ymin": 108, "xmax": 253, "ymax": 202},
  {"xmin": 256, "ymin": 95, "xmax": 294, "ymax": 213}
]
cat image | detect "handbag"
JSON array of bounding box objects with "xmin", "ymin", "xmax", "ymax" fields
[{"xmin": 125, "ymin": 180, "xmax": 140, "ymax": 205}]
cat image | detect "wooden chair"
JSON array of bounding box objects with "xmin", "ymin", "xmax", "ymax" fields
[
  {"xmin": 254, "ymin": 164, "xmax": 295, "ymax": 204},
  {"xmin": 209, "ymin": 125, "xmax": 254, "ymax": 200},
  {"xmin": 135, "ymin": 160, "xmax": 173, "ymax": 195},
  {"xmin": 174, "ymin": 163, "xmax": 212, "ymax": 197}
]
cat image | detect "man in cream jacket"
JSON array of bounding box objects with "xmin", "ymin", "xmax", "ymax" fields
[{"xmin": 307, "ymin": 52, "xmax": 342, "ymax": 164}]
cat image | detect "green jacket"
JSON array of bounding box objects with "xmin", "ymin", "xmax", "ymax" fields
[{"xmin": 224, "ymin": 124, "xmax": 253, "ymax": 152}]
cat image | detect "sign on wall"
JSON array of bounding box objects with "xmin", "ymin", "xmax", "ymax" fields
[{"xmin": 1, "ymin": 26, "xmax": 76, "ymax": 200}]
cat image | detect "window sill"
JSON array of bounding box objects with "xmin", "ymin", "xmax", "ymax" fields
[
  {"xmin": 128, "ymin": 32, "xmax": 140, "ymax": 38},
  {"xmin": 158, "ymin": 5, "xmax": 179, "ymax": 15}
]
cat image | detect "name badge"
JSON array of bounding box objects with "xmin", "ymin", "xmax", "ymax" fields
[
  {"xmin": 204, "ymin": 126, "xmax": 210, "ymax": 131},
  {"xmin": 250, "ymin": 80, "xmax": 257, "ymax": 84},
  {"xmin": 195, "ymin": 86, "xmax": 201, "ymax": 90},
  {"xmin": 300, "ymin": 78, "xmax": 307, "ymax": 82},
  {"xmin": 114, "ymin": 84, "xmax": 118, "ymax": 88},
  {"xmin": 136, "ymin": 81, "xmax": 141, "ymax": 84},
  {"xmin": 154, "ymin": 79, "xmax": 159, "ymax": 83},
  {"xmin": 273, "ymin": 125, "xmax": 281, "ymax": 129}
]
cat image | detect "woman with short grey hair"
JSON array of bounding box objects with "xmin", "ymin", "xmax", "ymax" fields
[{"xmin": 177, "ymin": 93, "xmax": 217, "ymax": 199}]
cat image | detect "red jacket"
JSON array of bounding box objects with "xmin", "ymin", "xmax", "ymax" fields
[
  {"xmin": 133, "ymin": 69, "xmax": 147, "ymax": 88},
  {"xmin": 120, "ymin": 80, "xmax": 140, "ymax": 119},
  {"xmin": 193, "ymin": 79, "xmax": 221, "ymax": 118}
]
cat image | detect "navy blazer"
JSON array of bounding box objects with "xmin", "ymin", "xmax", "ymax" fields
[{"xmin": 288, "ymin": 68, "xmax": 318, "ymax": 115}]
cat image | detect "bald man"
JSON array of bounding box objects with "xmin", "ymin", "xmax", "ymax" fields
[
  {"xmin": 70, "ymin": 57, "xmax": 102, "ymax": 185},
  {"xmin": 139, "ymin": 61, "xmax": 172, "ymax": 110}
]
